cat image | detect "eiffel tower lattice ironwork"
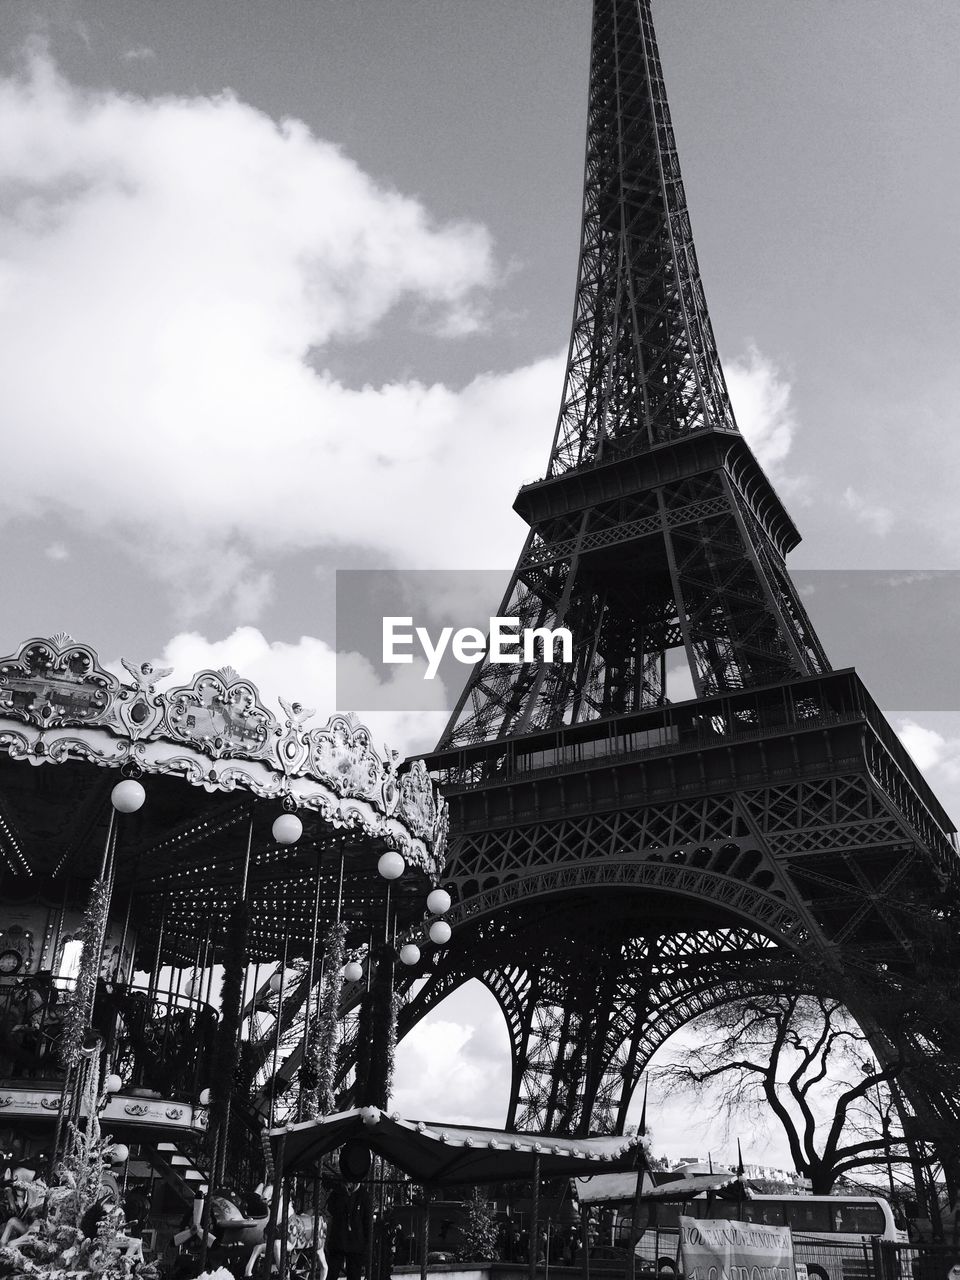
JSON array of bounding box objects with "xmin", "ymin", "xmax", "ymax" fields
[{"xmin": 405, "ymin": 0, "xmax": 960, "ymax": 1174}]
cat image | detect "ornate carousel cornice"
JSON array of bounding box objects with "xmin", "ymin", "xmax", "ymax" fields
[{"xmin": 0, "ymin": 633, "xmax": 447, "ymax": 873}]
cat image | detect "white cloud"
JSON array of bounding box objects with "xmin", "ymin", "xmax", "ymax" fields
[
  {"xmin": 44, "ymin": 541, "xmax": 70, "ymax": 561},
  {"xmin": 0, "ymin": 54, "xmax": 556, "ymax": 612},
  {"xmin": 125, "ymin": 626, "xmax": 450, "ymax": 758},
  {"xmin": 725, "ymin": 345, "xmax": 796, "ymax": 473},
  {"xmin": 391, "ymin": 981, "xmax": 511, "ymax": 1124},
  {"xmin": 122, "ymin": 46, "xmax": 155, "ymax": 62},
  {"xmin": 842, "ymin": 486, "xmax": 894, "ymax": 537},
  {"xmin": 896, "ymin": 718, "xmax": 960, "ymax": 782}
]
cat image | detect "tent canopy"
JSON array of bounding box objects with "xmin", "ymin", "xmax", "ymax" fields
[
  {"xmin": 270, "ymin": 1107, "xmax": 645, "ymax": 1185},
  {"xmin": 575, "ymin": 1170, "xmax": 743, "ymax": 1205}
]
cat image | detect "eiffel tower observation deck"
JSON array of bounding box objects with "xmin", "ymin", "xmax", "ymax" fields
[{"xmin": 407, "ymin": 0, "xmax": 960, "ymax": 1179}]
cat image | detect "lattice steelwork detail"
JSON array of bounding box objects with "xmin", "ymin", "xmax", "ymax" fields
[{"xmin": 411, "ymin": 0, "xmax": 960, "ymax": 1179}]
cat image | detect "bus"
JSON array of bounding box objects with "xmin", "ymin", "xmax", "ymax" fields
[{"xmin": 612, "ymin": 1195, "xmax": 905, "ymax": 1280}]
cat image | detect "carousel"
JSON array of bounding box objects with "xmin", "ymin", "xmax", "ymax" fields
[{"xmin": 0, "ymin": 633, "xmax": 451, "ymax": 1277}]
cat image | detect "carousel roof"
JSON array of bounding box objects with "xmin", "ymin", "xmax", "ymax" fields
[
  {"xmin": 0, "ymin": 634, "xmax": 447, "ymax": 960},
  {"xmin": 270, "ymin": 1107, "xmax": 645, "ymax": 1183}
]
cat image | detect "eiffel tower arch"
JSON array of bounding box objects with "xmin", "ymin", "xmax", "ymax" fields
[{"xmin": 406, "ymin": 0, "xmax": 960, "ymax": 1173}]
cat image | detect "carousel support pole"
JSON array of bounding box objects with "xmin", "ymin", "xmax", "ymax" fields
[
  {"xmin": 529, "ymin": 1153, "xmax": 541, "ymax": 1280},
  {"xmin": 215, "ymin": 816, "xmax": 254, "ymax": 1185},
  {"xmin": 249, "ymin": 961, "xmax": 262, "ymax": 1038},
  {"xmin": 280, "ymin": 1171, "xmax": 292, "ymax": 1280},
  {"xmin": 580, "ymin": 1207, "xmax": 590, "ymax": 1280},
  {"xmin": 203, "ymin": 931, "xmax": 216, "ymax": 1007},
  {"xmin": 264, "ymin": 1129, "xmax": 288, "ymax": 1279},
  {"xmin": 366, "ymin": 1154, "xmax": 379, "ymax": 1280},
  {"xmin": 50, "ymin": 878, "xmax": 69, "ymax": 980},
  {"xmin": 148, "ymin": 905, "xmax": 165, "ymax": 1005},
  {"xmin": 627, "ymin": 1153, "xmax": 644, "ymax": 1280},
  {"xmin": 159, "ymin": 920, "xmax": 183, "ymax": 1065},
  {"xmin": 116, "ymin": 889, "xmax": 133, "ymax": 983},
  {"xmin": 189, "ymin": 921, "xmax": 212, "ymax": 1098},
  {"xmin": 99, "ymin": 806, "xmax": 117, "ymax": 880},
  {"xmin": 270, "ymin": 933, "xmax": 290, "ymax": 1129},
  {"xmin": 419, "ymin": 1186, "xmax": 431, "ymax": 1280},
  {"xmin": 298, "ymin": 848, "xmax": 324, "ymax": 1121},
  {"xmin": 310, "ymin": 1173, "xmax": 322, "ymax": 1280}
]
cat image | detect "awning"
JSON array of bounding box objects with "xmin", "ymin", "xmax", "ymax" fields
[
  {"xmin": 575, "ymin": 1170, "xmax": 743, "ymax": 1205},
  {"xmin": 270, "ymin": 1107, "xmax": 645, "ymax": 1184}
]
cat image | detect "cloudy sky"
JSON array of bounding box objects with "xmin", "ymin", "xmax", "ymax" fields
[{"xmin": 1, "ymin": 0, "xmax": 958, "ymax": 1165}]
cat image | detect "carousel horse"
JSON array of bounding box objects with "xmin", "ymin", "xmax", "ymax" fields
[{"xmin": 242, "ymin": 1183, "xmax": 327, "ymax": 1279}]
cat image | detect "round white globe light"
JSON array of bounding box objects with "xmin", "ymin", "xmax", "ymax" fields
[
  {"xmin": 272, "ymin": 813, "xmax": 303, "ymax": 845},
  {"xmin": 343, "ymin": 960, "xmax": 363, "ymax": 982},
  {"xmin": 428, "ymin": 920, "xmax": 452, "ymax": 946},
  {"xmin": 360, "ymin": 1106, "xmax": 380, "ymax": 1126},
  {"xmin": 426, "ymin": 888, "xmax": 451, "ymax": 916},
  {"xmin": 110, "ymin": 1144, "xmax": 130, "ymax": 1164},
  {"xmin": 269, "ymin": 972, "xmax": 284, "ymax": 993},
  {"xmin": 377, "ymin": 851, "xmax": 405, "ymax": 880},
  {"xmin": 199, "ymin": 1088, "xmax": 212, "ymax": 1106},
  {"xmin": 111, "ymin": 779, "xmax": 146, "ymax": 813},
  {"xmin": 399, "ymin": 943, "xmax": 421, "ymax": 966},
  {"xmin": 103, "ymin": 1073, "xmax": 122, "ymax": 1095}
]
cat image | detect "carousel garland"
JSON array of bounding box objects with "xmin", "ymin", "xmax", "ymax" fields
[
  {"xmin": 0, "ymin": 1047, "xmax": 158, "ymax": 1279},
  {"xmin": 58, "ymin": 878, "xmax": 109, "ymax": 1068},
  {"xmin": 306, "ymin": 920, "xmax": 347, "ymax": 1116},
  {"xmin": 384, "ymin": 988, "xmax": 400, "ymax": 1105}
]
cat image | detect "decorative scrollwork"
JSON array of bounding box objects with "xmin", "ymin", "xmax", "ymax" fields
[
  {"xmin": 398, "ymin": 759, "xmax": 439, "ymax": 843},
  {"xmin": 0, "ymin": 636, "xmax": 448, "ymax": 871},
  {"xmin": 0, "ymin": 637, "xmax": 119, "ymax": 729},
  {"xmin": 164, "ymin": 671, "xmax": 277, "ymax": 760},
  {"xmin": 307, "ymin": 714, "xmax": 382, "ymax": 802}
]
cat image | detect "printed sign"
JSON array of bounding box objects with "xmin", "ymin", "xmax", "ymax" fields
[{"xmin": 679, "ymin": 1215, "xmax": 797, "ymax": 1280}]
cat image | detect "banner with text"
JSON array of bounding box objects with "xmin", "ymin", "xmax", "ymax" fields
[{"xmin": 679, "ymin": 1216, "xmax": 797, "ymax": 1280}]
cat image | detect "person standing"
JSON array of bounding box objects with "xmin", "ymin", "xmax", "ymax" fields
[{"xmin": 326, "ymin": 1180, "xmax": 371, "ymax": 1280}]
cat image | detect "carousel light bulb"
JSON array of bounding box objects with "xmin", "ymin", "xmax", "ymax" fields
[
  {"xmin": 426, "ymin": 888, "xmax": 451, "ymax": 916},
  {"xmin": 110, "ymin": 1144, "xmax": 130, "ymax": 1165},
  {"xmin": 103, "ymin": 1073, "xmax": 122, "ymax": 1095},
  {"xmin": 360, "ymin": 1106, "xmax": 380, "ymax": 1126},
  {"xmin": 399, "ymin": 943, "xmax": 421, "ymax": 966},
  {"xmin": 272, "ymin": 813, "xmax": 303, "ymax": 845},
  {"xmin": 377, "ymin": 851, "xmax": 405, "ymax": 880},
  {"xmin": 199, "ymin": 1088, "xmax": 212, "ymax": 1106},
  {"xmin": 343, "ymin": 960, "xmax": 363, "ymax": 982},
  {"xmin": 428, "ymin": 920, "xmax": 452, "ymax": 946},
  {"xmin": 111, "ymin": 779, "xmax": 146, "ymax": 813},
  {"xmin": 269, "ymin": 972, "xmax": 283, "ymax": 993}
]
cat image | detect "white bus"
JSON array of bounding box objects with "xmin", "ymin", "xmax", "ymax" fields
[{"xmin": 613, "ymin": 1194, "xmax": 904, "ymax": 1278}]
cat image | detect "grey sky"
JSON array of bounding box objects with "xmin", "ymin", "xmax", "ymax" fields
[{"xmin": 1, "ymin": 0, "xmax": 958, "ymax": 1163}]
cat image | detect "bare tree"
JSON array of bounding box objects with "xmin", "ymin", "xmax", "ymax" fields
[{"xmin": 655, "ymin": 993, "xmax": 908, "ymax": 1194}]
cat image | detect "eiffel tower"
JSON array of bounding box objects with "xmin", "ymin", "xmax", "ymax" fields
[{"xmin": 405, "ymin": 0, "xmax": 960, "ymax": 1173}]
